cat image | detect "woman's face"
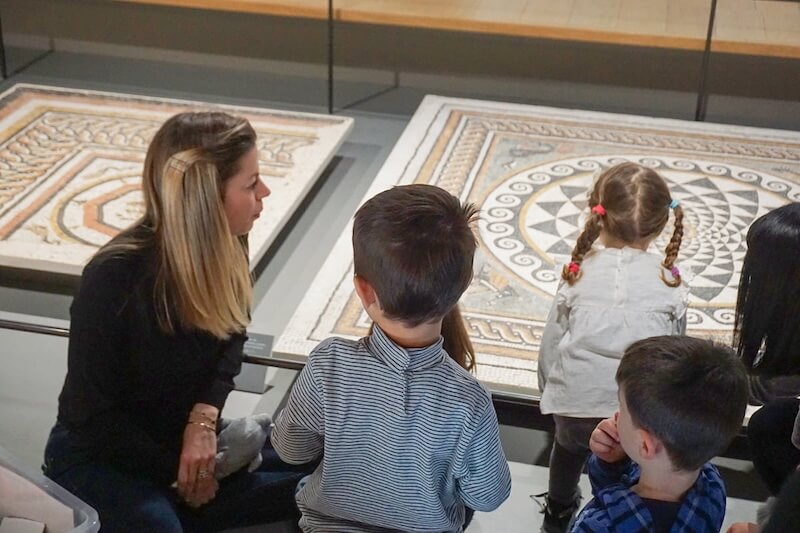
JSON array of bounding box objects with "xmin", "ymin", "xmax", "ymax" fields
[{"xmin": 223, "ymin": 146, "xmax": 270, "ymax": 236}]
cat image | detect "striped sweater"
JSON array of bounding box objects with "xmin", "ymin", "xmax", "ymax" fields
[{"xmin": 271, "ymin": 326, "xmax": 512, "ymax": 532}]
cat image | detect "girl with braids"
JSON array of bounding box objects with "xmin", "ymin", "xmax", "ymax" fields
[
  {"xmin": 43, "ymin": 112, "xmax": 311, "ymax": 531},
  {"xmin": 535, "ymin": 162, "xmax": 688, "ymax": 533}
]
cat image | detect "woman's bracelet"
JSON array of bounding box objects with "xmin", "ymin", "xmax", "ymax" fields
[
  {"xmin": 188, "ymin": 412, "xmax": 217, "ymax": 425},
  {"xmin": 187, "ymin": 420, "xmax": 216, "ymax": 432}
]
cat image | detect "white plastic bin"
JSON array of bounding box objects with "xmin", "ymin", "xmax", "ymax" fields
[{"xmin": 0, "ymin": 446, "xmax": 99, "ymax": 533}]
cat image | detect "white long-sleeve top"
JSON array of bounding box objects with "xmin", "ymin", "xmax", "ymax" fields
[{"xmin": 538, "ymin": 247, "xmax": 689, "ymax": 418}]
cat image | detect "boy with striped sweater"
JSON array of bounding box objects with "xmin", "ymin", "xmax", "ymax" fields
[{"xmin": 272, "ymin": 184, "xmax": 511, "ymax": 532}]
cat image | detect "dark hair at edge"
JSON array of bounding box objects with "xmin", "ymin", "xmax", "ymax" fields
[
  {"xmin": 616, "ymin": 335, "xmax": 748, "ymax": 471},
  {"xmin": 734, "ymin": 202, "xmax": 800, "ymax": 376},
  {"xmin": 355, "ymin": 184, "xmax": 479, "ymax": 371}
]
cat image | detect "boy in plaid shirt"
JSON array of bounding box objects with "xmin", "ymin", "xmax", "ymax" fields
[{"xmin": 572, "ymin": 336, "xmax": 748, "ymax": 533}]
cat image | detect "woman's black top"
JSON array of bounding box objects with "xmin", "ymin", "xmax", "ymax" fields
[{"xmin": 56, "ymin": 246, "xmax": 246, "ymax": 485}]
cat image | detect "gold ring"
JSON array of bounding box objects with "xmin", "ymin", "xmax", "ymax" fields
[{"xmin": 198, "ymin": 469, "xmax": 209, "ymax": 479}]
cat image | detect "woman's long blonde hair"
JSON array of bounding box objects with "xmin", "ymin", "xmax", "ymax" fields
[{"xmin": 96, "ymin": 112, "xmax": 256, "ymax": 339}]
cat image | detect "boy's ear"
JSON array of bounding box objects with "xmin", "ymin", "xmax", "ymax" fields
[
  {"xmin": 637, "ymin": 428, "xmax": 661, "ymax": 460},
  {"xmin": 353, "ymin": 275, "xmax": 378, "ymax": 308}
]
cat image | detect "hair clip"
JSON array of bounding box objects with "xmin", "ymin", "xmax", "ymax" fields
[
  {"xmin": 568, "ymin": 262, "xmax": 580, "ymax": 274},
  {"xmin": 670, "ymin": 266, "xmax": 680, "ymax": 278},
  {"xmin": 166, "ymin": 151, "xmax": 196, "ymax": 174},
  {"xmin": 166, "ymin": 157, "xmax": 190, "ymax": 174},
  {"xmin": 669, "ymin": 199, "xmax": 680, "ymax": 209},
  {"xmin": 591, "ymin": 204, "xmax": 606, "ymax": 216}
]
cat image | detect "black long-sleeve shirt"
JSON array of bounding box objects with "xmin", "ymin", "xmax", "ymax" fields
[
  {"xmin": 748, "ymin": 374, "xmax": 800, "ymax": 405},
  {"xmin": 57, "ymin": 247, "xmax": 245, "ymax": 486}
]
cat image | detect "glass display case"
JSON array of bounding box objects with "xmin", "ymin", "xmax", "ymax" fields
[{"xmin": 0, "ymin": 0, "xmax": 796, "ymax": 436}]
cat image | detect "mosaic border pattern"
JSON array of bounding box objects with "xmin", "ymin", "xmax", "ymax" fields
[
  {"xmin": 275, "ymin": 95, "xmax": 800, "ymax": 396},
  {"xmin": 0, "ymin": 84, "xmax": 353, "ymax": 275}
]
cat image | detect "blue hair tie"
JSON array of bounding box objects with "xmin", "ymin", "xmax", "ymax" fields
[{"xmin": 669, "ymin": 199, "xmax": 680, "ymax": 209}]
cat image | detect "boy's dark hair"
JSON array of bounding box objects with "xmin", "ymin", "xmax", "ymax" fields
[
  {"xmin": 616, "ymin": 335, "xmax": 748, "ymax": 471},
  {"xmin": 353, "ymin": 184, "xmax": 479, "ymax": 327}
]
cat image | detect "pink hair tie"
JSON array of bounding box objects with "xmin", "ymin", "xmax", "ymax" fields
[
  {"xmin": 568, "ymin": 262, "xmax": 580, "ymax": 274},
  {"xmin": 670, "ymin": 266, "xmax": 680, "ymax": 278},
  {"xmin": 591, "ymin": 204, "xmax": 606, "ymax": 216}
]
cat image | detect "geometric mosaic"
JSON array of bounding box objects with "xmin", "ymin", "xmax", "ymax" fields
[
  {"xmin": 274, "ymin": 95, "xmax": 800, "ymax": 397},
  {"xmin": 0, "ymin": 84, "xmax": 353, "ymax": 276}
]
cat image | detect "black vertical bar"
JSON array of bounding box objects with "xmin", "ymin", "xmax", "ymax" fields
[
  {"xmin": 695, "ymin": 0, "xmax": 718, "ymax": 122},
  {"xmin": 0, "ymin": 10, "xmax": 8, "ymax": 80},
  {"xmin": 327, "ymin": 0, "xmax": 334, "ymax": 114}
]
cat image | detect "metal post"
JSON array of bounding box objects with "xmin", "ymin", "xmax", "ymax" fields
[
  {"xmin": 0, "ymin": 10, "xmax": 8, "ymax": 80},
  {"xmin": 695, "ymin": 0, "xmax": 718, "ymax": 122},
  {"xmin": 327, "ymin": 0, "xmax": 334, "ymax": 114}
]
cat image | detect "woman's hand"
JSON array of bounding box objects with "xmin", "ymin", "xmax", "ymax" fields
[
  {"xmin": 589, "ymin": 416, "xmax": 627, "ymax": 464},
  {"xmin": 177, "ymin": 403, "xmax": 219, "ymax": 507}
]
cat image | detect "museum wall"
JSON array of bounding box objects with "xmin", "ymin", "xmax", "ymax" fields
[{"xmin": 1, "ymin": 0, "xmax": 797, "ymax": 103}]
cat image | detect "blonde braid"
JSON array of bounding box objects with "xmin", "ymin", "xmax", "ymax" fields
[{"xmin": 660, "ymin": 204, "xmax": 684, "ymax": 288}]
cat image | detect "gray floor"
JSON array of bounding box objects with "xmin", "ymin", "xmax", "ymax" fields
[{"xmin": 0, "ymin": 42, "xmax": 786, "ymax": 528}]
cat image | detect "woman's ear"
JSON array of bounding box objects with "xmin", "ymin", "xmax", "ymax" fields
[{"xmin": 353, "ymin": 275, "xmax": 378, "ymax": 308}]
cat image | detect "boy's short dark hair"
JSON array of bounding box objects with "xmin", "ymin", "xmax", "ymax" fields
[
  {"xmin": 353, "ymin": 184, "xmax": 479, "ymax": 326},
  {"xmin": 617, "ymin": 335, "xmax": 748, "ymax": 471}
]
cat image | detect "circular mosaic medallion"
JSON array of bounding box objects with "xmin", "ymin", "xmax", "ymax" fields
[
  {"xmin": 479, "ymin": 155, "xmax": 798, "ymax": 330},
  {"xmin": 56, "ymin": 172, "xmax": 144, "ymax": 246}
]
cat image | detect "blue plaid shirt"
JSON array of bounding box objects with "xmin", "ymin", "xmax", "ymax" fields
[{"xmin": 571, "ymin": 456, "xmax": 726, "ymax": 533}]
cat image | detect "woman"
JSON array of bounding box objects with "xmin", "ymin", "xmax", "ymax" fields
[
  {"xmin": 44, "ymin": 112, "xmax": 309, "ymax": 531},
  {"xmin": 734, "ymin": 202, "xmax": 800, "ymax": 497}
]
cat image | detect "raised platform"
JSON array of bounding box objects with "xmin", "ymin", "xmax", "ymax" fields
[
  {"xmin": 220, "ymin": 461, "xmax": 761, "ymax": 532},
  {"xmin": 0, "ymin": 83, "xmax": 352, "ymax": 277},
  {"xmin": 275, "ymin": 94, "xmax": 800, "ymax": 398}
]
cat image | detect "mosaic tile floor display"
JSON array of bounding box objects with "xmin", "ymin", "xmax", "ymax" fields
[
  {"xmin": 275, "ymin": 95, "xmax": 800, "ymax": 396},
  {"xmin": 0, "ymin": 84, "xmax": 353, "ymax": 276}
]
